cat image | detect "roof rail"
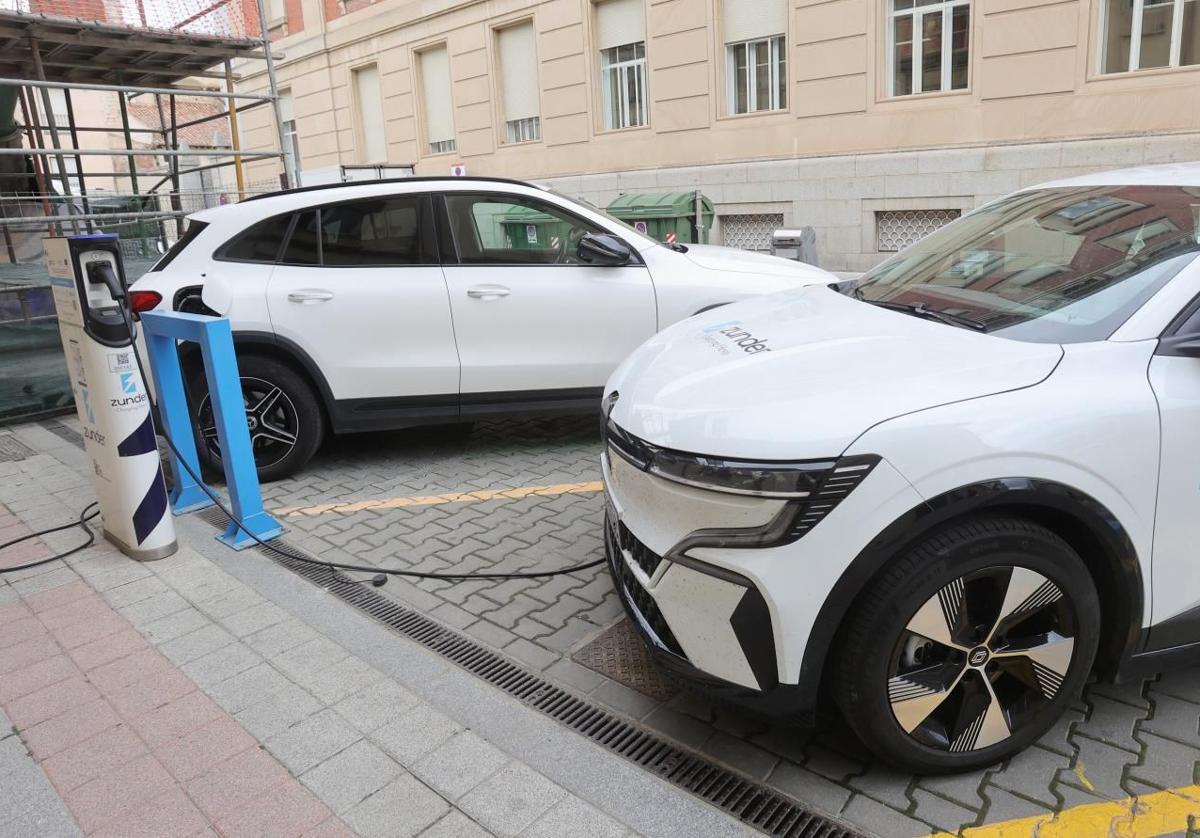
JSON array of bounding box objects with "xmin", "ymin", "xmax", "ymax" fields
[{"xmin": 242, "ymin": 175, "xmax": 546, "ymax": 202}]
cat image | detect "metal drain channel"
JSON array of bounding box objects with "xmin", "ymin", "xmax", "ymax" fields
[
  {"xmin": 0, "ymin": 433, "xmax": 37, "ymax": 463},
  {"xmin": 198, "ymin": 508, "xmax": 864, "ymax": 838},
  {"xmin": 39, "ymin": 418, "xmax": 85, "ymax": 449}
]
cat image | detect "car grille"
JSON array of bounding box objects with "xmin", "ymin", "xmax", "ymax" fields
[
  {"xmin": 617, "ymin": 520, "xmax": 662, "ymax": 578},
  {"xmin": 606, "ymin": 517, "xmax": 684, "ymax": 657}
]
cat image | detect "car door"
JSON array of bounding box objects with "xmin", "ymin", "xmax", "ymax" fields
[
  {"xmin": 438, "ymin": 191, "xmax": 656, "ymax": 400},
  {"xmin": 265, "ymin": 194, "xmax": 460, "ymax": 406},
  {"xmin": 1147, "ymin": 291, "xmax": 1200, "ymax": 651}
]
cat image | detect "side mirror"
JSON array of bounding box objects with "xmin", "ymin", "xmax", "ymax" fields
[
  {"xmin": 577, "ymin": 233, "xmax": 632, "ymax": 267},
  {"xmin": 1159, "ymin": 333, "xmax": 1200, "ymax": 358}
]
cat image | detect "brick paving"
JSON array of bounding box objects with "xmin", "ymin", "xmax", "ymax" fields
[
  {"xmin": 1, "ymin": 424, "xmax": 737, "ymax": 837},
  {"xmin": 248, "ymin": 416, "xmax": 1200, "ymax": 837},
  {"xmin": 0, "ymin": 577, "xmax": 345, "ymax": 837}
]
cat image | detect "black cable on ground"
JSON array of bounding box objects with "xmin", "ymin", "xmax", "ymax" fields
[
  {"xmin": 113, "ymin": 304, "xmax": 607, "ymax": 583},
  {"xmin": 0, "ymin": 502, "xmax": 101, "ymax": 575}
]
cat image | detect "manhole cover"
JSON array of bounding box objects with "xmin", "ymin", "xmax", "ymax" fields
[
  {"xmin": 0, "ymin": 434, "xmax": 36, "ymax": 463},
  {"xmin": 574, "ymin": 618, "xmax": 679, "ymax": 702}
]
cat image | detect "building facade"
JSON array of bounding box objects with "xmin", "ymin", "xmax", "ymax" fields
[{"xmin": 237, "ymin": 0, "xmax": 1199, "ymax": 271}]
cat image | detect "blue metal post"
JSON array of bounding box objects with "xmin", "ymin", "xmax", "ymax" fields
[
  {"xmin": 140, "ymin": 310, "xmax": 284, "ymax": 550},
  {"xmin": 196, "ymin": 318, "xmax": 284, "ymax": 549},
  {"xmin": 142, "ymin": 323, "xmax": 213, "ymax": 514}
]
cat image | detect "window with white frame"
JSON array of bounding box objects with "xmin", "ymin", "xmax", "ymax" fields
[
  {"xmin": 419, "ymin": 46, "xmax": 457, "ymax": 155},
  {"xmin": 596, "ymin": 0, "xmax": 648, "ymax": 130},
  {"xmin": 278, "ymin": 90, "xmax": 302, "ymax": 187},
  {"xmin": 888, "ymin": 0, "xmax": 970, "ymax": 96},
  {"xmin": 723, "ymin": 0, "xmax": 788, "ymax": 114},
  {"xmin": 498, "ymin": 22, "xmax": 541, "ymax": 143},
  {"xmin": 1101, "ymin": 0, "xmax": 1198, "ymax": 73},
  {"xmin": 353, "ymin": 65, "xmax": 387, "ymax": 162}
]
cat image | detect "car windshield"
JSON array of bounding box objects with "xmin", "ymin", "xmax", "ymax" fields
[
  {"xmin": 854, "ymin": 185, "xmax": 1200, "ymax": 343},
  {"xmin": 544, "ymin": 188, "xmax": 659, "ymax": 248}
]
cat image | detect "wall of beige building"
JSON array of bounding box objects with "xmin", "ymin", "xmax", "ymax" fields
[{"xmin": 234, "ymin": 0, "xmax": 1200, "ymax": 271}]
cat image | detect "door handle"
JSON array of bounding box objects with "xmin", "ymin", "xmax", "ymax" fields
[
  {"xmin": 467, "ymin": 285, "xmax": 511, "ymax": 300},
  {"xmin": 287, "ymin": 289, "xmax": 334, "ymax": 304}
]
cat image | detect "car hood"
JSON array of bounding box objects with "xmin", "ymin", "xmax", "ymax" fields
[
  {"xmin": 605, "ymin": 286, "xmax": 1064, "ymax": 460},
  {"xmin": 681, "ymin": 243, "xmax": 832, "ymax": 283}
]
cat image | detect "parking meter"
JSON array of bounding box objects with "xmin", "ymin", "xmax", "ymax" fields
[{"xmin": 45, "ymin": 235, "xmax": 177, "ymax": 561}]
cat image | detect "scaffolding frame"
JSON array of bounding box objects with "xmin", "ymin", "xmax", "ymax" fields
[{"xmin": 0, "ymin": 3, "xmax": 292, "ymax": 255}]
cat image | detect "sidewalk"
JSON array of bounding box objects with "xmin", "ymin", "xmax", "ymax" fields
[{"xmin": 0, "ymin": 421, "xmax": 754, "ymax": 838}]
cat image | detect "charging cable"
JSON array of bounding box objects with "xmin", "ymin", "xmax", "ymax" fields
[
  {"xmin": 0, "ymin": 502, "xmax": 102, "ymax": 575},
  {"xmin": 102, "ymin": 278, "xmax": 606, "ymax": 583}
]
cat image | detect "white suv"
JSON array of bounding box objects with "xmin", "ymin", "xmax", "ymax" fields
[
  {"xmin": 131, "ymin": 177, "xmax": 830, "ymax": 479},
  {"xmin": 602, "ymin": 163, "xmax": 1200, "ymax": 772}
]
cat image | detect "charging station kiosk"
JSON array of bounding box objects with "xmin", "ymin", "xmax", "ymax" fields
[{"xmin": 45, "ymin": 234, "xmax": 177, "ymax": 561}]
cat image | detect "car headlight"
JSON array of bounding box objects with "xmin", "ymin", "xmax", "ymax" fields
[
  {"xmin": 648, "ymin": 450, "xmax": 834, "ymax": 498},
  {"xmin": 605, "ymin": 418, "xmax": 879, "ymax": 547}
]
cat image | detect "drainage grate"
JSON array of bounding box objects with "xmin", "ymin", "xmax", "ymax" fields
[
  {"xmin": 574, "ymin": 618, "xmax": 679, "ymax": 702},
  {"xmin": 197, "ymin": 508, "xmax": 864, "ymax": 838},
  {"xmin": 39, "ymin": 418, "xmax": 85, "ymax": 449},
  {"xmin": 0, "ymin": 434, "xmax": 37, "ymax": 463}
]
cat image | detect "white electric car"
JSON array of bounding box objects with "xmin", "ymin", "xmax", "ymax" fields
[
  {"xmin": 130, "ymin": 177, "xmax": 829, "ymax": 479},
  {"xmin": 602, "ymin": 163, "xmax": 1200, "ymax": 772}
]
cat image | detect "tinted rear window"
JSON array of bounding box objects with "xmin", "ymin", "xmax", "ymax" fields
[
  {"xmin": 320, "ymin": 196, "xmax": 428, "ymax": 266},
  {"xmin": 281, "ymin": 211, "xmax": 320, "ymax": 265},
  {"xmin": 150, "ymin": 219, "xmax": 208, "ymax": 271},
  {"xmin": 216, "ymin": 214, "xmax": 293, "ymax": 263}
]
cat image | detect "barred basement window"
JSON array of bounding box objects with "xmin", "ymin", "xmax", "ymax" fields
[
  {"xmin": 506, "ymin": 116, "xmax": 541, "ymax": 144},
  {"xmin": 876, "ymin": 209, "xmax": 961, "ymax": 252},
  {"xmin": 722, "ymin": 213, "xmax": 784, "ymax": 252},
  {"xmin": 429, "ymin": 139, "xmax": 457, "ymax": 155}
]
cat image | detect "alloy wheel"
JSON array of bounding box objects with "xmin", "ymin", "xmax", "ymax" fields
[
  {"xmin": 887, "ymin": 566, "xmax": 1077, "ymax": 753},
  {"xmin": 196, "ymin": 376, "xmax": 299, "ymax": 470}
]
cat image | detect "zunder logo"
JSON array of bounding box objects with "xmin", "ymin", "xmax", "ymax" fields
[
  {"xmin": 119, "ymin": 372, "xmax": 138, "ymax": 395},
  {"xmin": 701, "ymin": 320, "xmax": 771, "ymax": 354}
]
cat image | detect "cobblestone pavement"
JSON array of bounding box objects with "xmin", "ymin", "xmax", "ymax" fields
[
  {"xmin": 0, "ymin": 420, "xmax": 751, "ymax": 838},
  {"xmin": 255, "ymin": 416, "xmax": 1200, "ymax": 837}
]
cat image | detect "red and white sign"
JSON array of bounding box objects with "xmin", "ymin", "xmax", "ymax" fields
[
  {"xmin": 666, "ymin": 232, "xmax": 678, "ymax": 244},
  {"xmin": 450, "ymin": 162, "xmax": 467, "ymax": 177}
]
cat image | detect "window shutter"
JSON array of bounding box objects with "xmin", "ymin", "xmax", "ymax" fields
[
  {"xmin": 498, "ymin": 23, "xmax": 539, "ymax": 121},
  {"xmin": 354, "ymin": 65, "xmax": 386, "ymax": 161},
  {"xmin": 723, "ymin": 0, "xmax": 788, "ymax": 43},
  {"xmin": 420, "ymin": 46, "xmax": 455, "ymax": 145},
  {"xmin": 596, "ymin": 0, "xmax": 645, "ymax": 50}
]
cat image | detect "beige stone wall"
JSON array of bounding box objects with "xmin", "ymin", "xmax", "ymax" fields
[
  {"xmin": 230, "ymin": 0, "xmax": 1200, "ymax": 269},
  {"xmin": 236, "ymin": 0, "xmax": 1200, "ymax": 182}
]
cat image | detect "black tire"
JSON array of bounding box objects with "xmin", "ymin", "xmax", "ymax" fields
[
  {"xmin": 833, "ymin": 516, "xmax": 1100, "ymax": 773},
  {"xmin": 187, "ymin": 354, "xmax": 325, "ymax": 482}
]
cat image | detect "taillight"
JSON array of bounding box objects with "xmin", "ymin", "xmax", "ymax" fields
[{"xmin": 128, "ymin": 290, "xmax": 162, "ymax": 320}]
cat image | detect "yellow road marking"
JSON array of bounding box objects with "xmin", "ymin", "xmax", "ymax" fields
[
  {"xmin": 275, "ymin": 481, "xmax": 605, "ymax": 517},
  {"xmin": 930, "ymin": 784, "xmax": 1200, "ymax": 838}
]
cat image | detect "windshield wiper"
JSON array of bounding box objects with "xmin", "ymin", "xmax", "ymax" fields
[{"xmin": 862, "ymin": 299, "xmax": 989, "ymax": 332}]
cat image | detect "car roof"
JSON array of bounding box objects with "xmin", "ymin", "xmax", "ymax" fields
[
  {"xmin": 1030, "ymin": 161, "xmax": 1200, "ymax": 190},
  {"xmin": 189, "ymin": 176, "xmax": 550, "ymax": 224},
  {"xmin": 240, "ymin": 175, "xmax": 544, "ymax": 203}
]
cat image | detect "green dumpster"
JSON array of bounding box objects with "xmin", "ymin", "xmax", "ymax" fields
[
  {"xmin": 498, "ymin": 204, "xmax": 575, "ymax": 251},
  {"xmin": 606, "ymin": 192, "xmax": 714, "ymax": 245}
]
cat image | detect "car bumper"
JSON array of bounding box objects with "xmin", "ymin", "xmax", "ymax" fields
[
  {"xmin": 604, "ymin": 507, "xmax": 815, "ymax": 721},
  {"xmin": 601, "ymin": 439, "xmax": 926, "ymax": 721}
]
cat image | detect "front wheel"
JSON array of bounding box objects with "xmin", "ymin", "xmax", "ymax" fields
[
  {"xmin": 188, "ymin": 355, "xmax": 325, "ymax": 482},
  {"xmin": 834, "ymin": 516, "xmax": 1099, "ymax": 773}
]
